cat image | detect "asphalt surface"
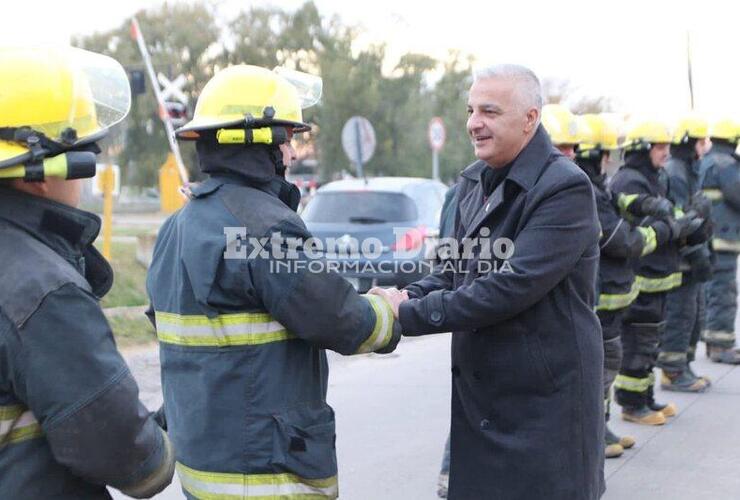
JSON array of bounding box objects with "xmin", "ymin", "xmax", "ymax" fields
[{"xmin": 111, "ymin": 266, "xmax": 740, "ymax": 499}]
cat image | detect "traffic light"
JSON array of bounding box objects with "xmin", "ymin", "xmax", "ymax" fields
[{"xmin": 129, "ymin": 69, "xmax": 146, "ymax": 95}]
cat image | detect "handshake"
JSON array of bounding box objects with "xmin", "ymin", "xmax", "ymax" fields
[{"xmin": 368, "ymin": 287, "xmax": 409, "ymax": 318}]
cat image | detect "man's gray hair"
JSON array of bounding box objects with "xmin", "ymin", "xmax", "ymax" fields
[{"xmin": 473, "ymin": 64, "xmax": 543, "ymax": 111}]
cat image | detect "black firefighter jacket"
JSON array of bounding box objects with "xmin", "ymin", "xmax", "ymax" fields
[
  {"xmin": 609, "ymin": 152, "xmax": 681, "ymax": 293},
  {"xmin": 0, "ymin": 187, "xmax": 173, "ymax": 499},
  {"xmin": 398, "ymin": 126, "xmax": 605, "ymax": 500}
]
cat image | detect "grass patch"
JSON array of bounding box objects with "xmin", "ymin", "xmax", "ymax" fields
[
  {"xmin": 107, "ymin": 314, "xmax": 157, "ymax": 347},
  {"xmin": 98, "ymin": 241, "xmax": 149, "ymax": 308}
]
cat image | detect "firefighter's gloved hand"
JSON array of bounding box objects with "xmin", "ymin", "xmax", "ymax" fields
[
  {"xmin": 685, "ymin": 216, "xmax": 712, "ymax": 246},
  {"xmin": 640, "ymin": 217, "xmax": 670, "ymax": 246},
  {"xmin": 626, "ymin": 194, "xmax": 674, "ymax": 219},
  {"xmin": 669, "ymin": 211, "xmax": 705, "ymax": 244},
  {"xmin": 690, "ymin": 192, "xmax": 713, "ymax": 219}
]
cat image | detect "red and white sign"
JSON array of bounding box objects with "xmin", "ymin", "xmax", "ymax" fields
[{"xmin": 428, "ymin": 117, "xmax": 446, "ymax": 152}]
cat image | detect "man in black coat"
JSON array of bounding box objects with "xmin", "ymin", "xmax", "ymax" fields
[{"xmin": 372, "ymin": 64, "xmax": 604, "ymax": 500}]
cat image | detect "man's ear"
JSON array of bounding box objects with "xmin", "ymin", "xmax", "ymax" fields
[{"xmin": 524, "ymin": 108, "xmax": 540, "ymax": 134}]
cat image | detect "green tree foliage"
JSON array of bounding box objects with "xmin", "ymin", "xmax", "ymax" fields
[
  {"xmin": 72, "ymin": 1, "xmax": 599, "ymax": 188},
  {"xmin": 74, "ymin": 2, "xmax": 219, "ymax": 185},
  {"xmin": 429, "ymin": 52, "xmax": 476, "ymax": 182}
]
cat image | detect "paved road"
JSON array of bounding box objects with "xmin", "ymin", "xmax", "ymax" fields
[
  {"xmin": 112, "ymin": 265, "xmax": 740, "ymax": 499},
  {"xmin": 114, "ymin": 335, "xmax": 450, "ymax": 500}
]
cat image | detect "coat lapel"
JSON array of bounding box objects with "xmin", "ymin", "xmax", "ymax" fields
[{"xmin": 463, "ymin": 181, "xmax": 507, "ymax": 240}]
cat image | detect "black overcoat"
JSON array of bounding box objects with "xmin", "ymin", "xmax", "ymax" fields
[{"xmin": 399, "ymin": 126, "xmax": 605, "ymax": 499}]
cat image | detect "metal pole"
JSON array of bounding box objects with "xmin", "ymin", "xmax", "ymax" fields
[
  {"xmin": 102, "ymin": 165, "xmax": 114, "ymax": 260},
  {"xmin": 354, "ymin": 119, "xmax": 365, "ymax": 178},
  {"xmin": 687, "ymin": 30, "xmax": 695, "ymax": 110},
  {"xmin": 432, "ymin": 150, "xmax": 439, "ymax": 181},
  {"xmin": 131, "ymin": 17, "xmax": 189, "ymax": 184}
]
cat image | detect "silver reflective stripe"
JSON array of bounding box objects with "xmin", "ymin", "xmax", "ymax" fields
[
  {"xmin": 702, "ymin": 189, "xmax": 724, "ymax": 201},
  {"xmin": 713, "ymin": 239, "xmax": 740, "ymax": 253},
  {"xmin": 658, "ymin": 351, "xmax": 687, "ymax": 364},
  {"xmin": 177, "ymin": 462, "xmax": 339, "ymax": 499},
  {"xmin": 155, "ymin": 311, "xmax": 295, "ymax": 347},
  {"xmin": 703, "ymin": 330, "xmax": 735, "ymax": 343}
]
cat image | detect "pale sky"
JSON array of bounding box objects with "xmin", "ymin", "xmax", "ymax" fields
[{"xmin": 5, "ymin": 0, "xmax": 739, "ymax": 120}]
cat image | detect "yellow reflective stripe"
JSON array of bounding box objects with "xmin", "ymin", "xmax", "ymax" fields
[
  {"xmin": 636, "ymin": 272, "xmax": 682, "ymax": 293},
  {"xmin": 637, "ymin": 226, "xmax": 657, "ymax": 256},
  {"xmin": 176, "ymin": 462, "xmax": 338, "ymax": 499},
  {"xmin": 0, "ymin": 407, "xmax": 43, "ymax": 445},
  {"xmin": 597, "ymin": 281, "xmax": 640, "ymax": 311},
  {"xmin": 702, "ymin": 189, "xmax": 724, "ymax": 201},
  {"xmin": 614, "ymin": 374, "xmax": 650, "ymax": 393},
  {"xmin": 0, "ymin": 405, "xmax": 24, "ymax": 420},
  {"xmin": 713, "ymin": 239, "xmax": 740, "ymax": 253},
  {"xmin": 674, "ymin": 207, "xmax": 685, "ymax": 218},
  {"xmin": 155, "ymin": 312, "xmax": 295, "ymax": 347},
  {"xmin": 355, "ymin": 295, "xmax": 394, "ymax": 354},
  {"xmin": 617, "ymin": 193, "xmax": 639, "ymax": 216}
]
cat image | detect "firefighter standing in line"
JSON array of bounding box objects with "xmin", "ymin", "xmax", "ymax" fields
[
  {"xmin": 700, "ymin": 118, "xmax": 740, "ymax": 363},
  {"xmin": 0, "ymin": 46, "xmax": 174, "ymax": 498},
  {"xmin": 542, "ymin": 103, "xmax": 580, "ymax": 160},
  {"xmin": 610, "ymin": 120, "xmax": 707, "ymax": 425},
  {"xmin": 658, "ymin": 115, "xmax": 713, "ymax": 390},
  {"xmin": 575, "ymin": 114, "xmax": 691, "ymax": 455},
  {"xmin": 146, "ymin": 65, "xmax": 401, "ymax": 499}
]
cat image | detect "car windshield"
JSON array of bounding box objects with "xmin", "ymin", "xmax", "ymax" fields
[{"xmin": 302, "ymin": 191, "xmax": 418, "ymax": 223}]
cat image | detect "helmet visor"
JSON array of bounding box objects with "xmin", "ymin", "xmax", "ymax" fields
[
  {"xmin": 273, "ymin": 67, "xmax": 322, "ymax": 109},
  {"xmin": 72, "ymin": 47, "xmax": 131, "ymax": 135}
]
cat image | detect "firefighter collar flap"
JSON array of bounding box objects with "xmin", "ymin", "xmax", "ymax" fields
[{"xmin": 188, "ymin": 177, "xmax": 226, "ymax": 199}]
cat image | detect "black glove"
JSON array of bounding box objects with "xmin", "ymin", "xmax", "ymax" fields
[
  {"xmin": 668, "ymin": 211, "xmax": 705, "ymax": 244},
  {"xmin": 690, "ymin": 192, "xmax": 713, "ymax": 219},
  {"xmin": 686, "ymin": 217, "xmax": 712, "ymax": 246},
  {"xmin": 645, "ymin": 218, "xmax": 673, "ymax": 247},
  {"xmin": 622, "ymin": 193, "xmax": 673, "ymax": 219}
]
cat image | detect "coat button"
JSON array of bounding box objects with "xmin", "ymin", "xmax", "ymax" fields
[
  {"xmin": 473, "ymin": 370, "xmax": 482, "ymax": 381},
  {"xmin": 480, "ymin": 419, "xmax": 490, "ymax": 430},
  {"xmin": 451, "ymin": 366, "xmax": 461, "ymax": 377},
  {"xmin": 430, "ymin": 311, "xmax": 442, "ymax": 322}
]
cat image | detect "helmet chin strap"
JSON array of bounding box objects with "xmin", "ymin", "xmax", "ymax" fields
[
  {"xmin": 269, "ymin": 146, "xmax": 287, "ymax": 178},
  {"xmin": 265, "ymin": 144, "xmax": 299, "ymax": 210}
]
